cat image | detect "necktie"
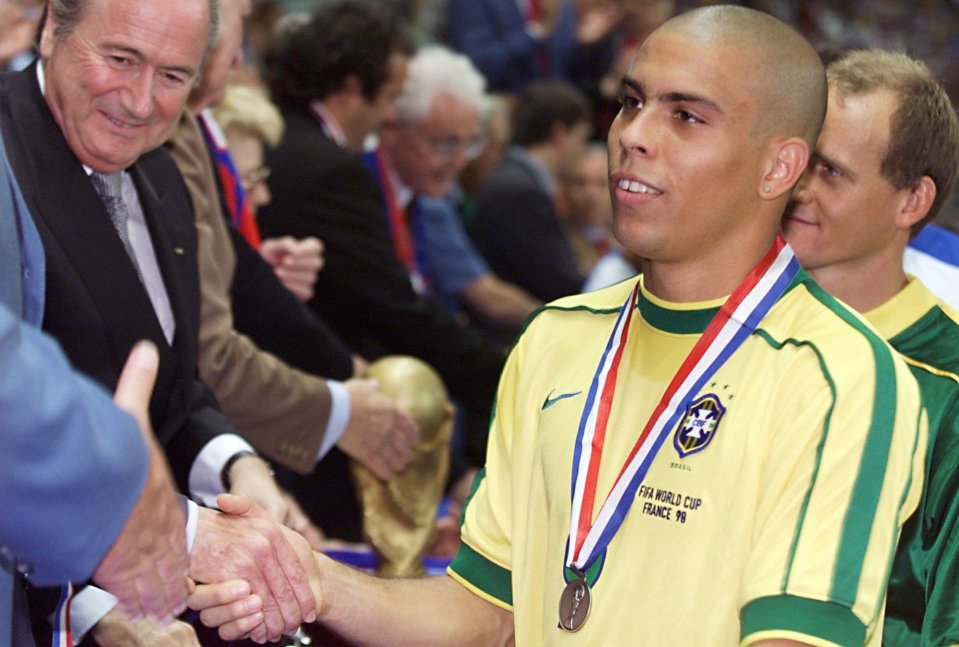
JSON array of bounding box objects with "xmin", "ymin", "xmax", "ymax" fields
[{"xmin": 89, "ymin": 171, "xmax": 143, "ymax": 282}]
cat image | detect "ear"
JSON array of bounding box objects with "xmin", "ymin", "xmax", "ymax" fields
[
  {"xmin": 343, "ymin": 74, "xmax": 363, "ymax": 99},
  {"xmin": 39, "ymin": 4, "xmax": 59, "ymax": 59},
  {"xmin": 759, "ymin": 137, "xmax": 809, "ymax": 201},
  {"xmin": 895, "ymin": 175, "xmax": 936, "ymax": 231},
  {"xmin": 325, "ymin": 74, "xmax": 362, "ymax": 112},
  {"xmin": 549, "ymin": 120, "xmax": 568, "ymax": 146}
]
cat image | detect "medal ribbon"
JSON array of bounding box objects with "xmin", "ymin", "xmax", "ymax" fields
[
  {"xmin": 565, "ymin": 235, "xmax": 800, "ymax": 574},
  {"xmin": 197, "ymin": 111, "xmax": 262, "ymax": 249}
]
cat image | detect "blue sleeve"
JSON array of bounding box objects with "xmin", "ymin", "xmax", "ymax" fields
[
  {"xmin": 0, "ymin": 302, "xmax": 148, "ymax": 586},
  {"xmin": 419, "ymin": 197, "xmax": 489, "ymax": 302}
]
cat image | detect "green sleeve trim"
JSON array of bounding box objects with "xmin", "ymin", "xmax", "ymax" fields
[
  {"xmin": 458, "ymin": 467, "xmax": 486, "ymax": 530},
  {"xmin": 741, "ymin": 595, "xmax": 865, "ymax": 646},
  {"xmin": 448, "ymin": 540, "xmax": 513, "ymax": 607}
]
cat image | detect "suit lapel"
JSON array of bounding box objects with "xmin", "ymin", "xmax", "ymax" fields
[
  {"xmin": 131, "ymin": 158, "xmax": 197, "ymax": 356},
  {"xmin": 2, "ymin": 67, "xmax": 172, "ymax": 350}
]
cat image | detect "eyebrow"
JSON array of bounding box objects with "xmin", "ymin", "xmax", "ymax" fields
[
  {"xmin": 103, "ymin": 42, "xmax": 196, "ymax": 78},
  {"xmin": 620, "ymin": 76, "xmax": 724, "ymax": 116}
]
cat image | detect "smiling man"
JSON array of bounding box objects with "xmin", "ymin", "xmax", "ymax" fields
[
  {"xmin": 783, "ymin": 49, "xmax": 959, "ymax": 646},
  {"xmin": 192, "ymin": 6, "xmax": 925, "ymax": 646},
  {"xmin": 0, "ymin": 0, "xmax": 321, "ymax": 643}
]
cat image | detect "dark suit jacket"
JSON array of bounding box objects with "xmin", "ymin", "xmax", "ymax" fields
[
  {"xmin": 470, "ymin": 150, "xmax": 585, "ymax": 302},
  {"xmin": 259, "ymin": 106, "xmax": 505, "ymax": 463},
  {"xmin": 0, "ymin": 65, "xmax": 235, "ymax": 491}
]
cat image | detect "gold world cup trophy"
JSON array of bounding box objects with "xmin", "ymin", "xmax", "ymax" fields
[{"xmin": 350, "ymin": 355, "xmax": 454, "ymax": 577}]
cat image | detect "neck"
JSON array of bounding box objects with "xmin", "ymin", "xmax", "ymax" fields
[
  {"xmin": 525, "ymin": 143, "xmax": 558, "ymax": 177},
  {"xmin": 806, "ymin": 252, "xmax": 908, "ymax": 313},
  {"xmin": 641, "ymin": 227, "xmax": 781, "ymax": 303},
  {"xmin": 314, "ymin": 98, "xmax": 359, "ymax": 152}
]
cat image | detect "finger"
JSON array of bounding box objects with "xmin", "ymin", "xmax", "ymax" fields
[
  {"xmin": 113, "ymin": 341, "xmax": 159, "ymax": 423},
  {"xmin": 215, "ymin": 492, "xmax": 255, "ymax": 516},
  {"xmin": 299, "ymin": 237, "xmax": 322, "ymax": 253},
  {"xmin": 367, "ymin": 454, "xmax": 393, "ymax": 481},
  {"xmin": 218, "ymin": 494, "xmax": 317, "ymax": 628},
  {"xmin": 390, "ymin": 442, "xmax": 413, "ymax": 472},
  {"xmin": 198, "ymin": 596, "xmax": 264, "ymax": 630},
  {"xmin": 259, "ymin": 538, "xmax": 311, "ymax": 633},
  {"xmin": 399, "ymin": 411, "xmax": 419, "ymax": 445},
  {"xmin": 214, "ymin": 611, "xmax": 266, "ymax": 642},
  {"xmin": 187, "ymin": 580, "xmax": 253, "ymax": 611}
]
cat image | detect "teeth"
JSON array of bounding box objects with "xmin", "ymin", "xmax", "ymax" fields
[{"xmin": 618, "ymin": 179, "xmax": 656, "ymax": 194}]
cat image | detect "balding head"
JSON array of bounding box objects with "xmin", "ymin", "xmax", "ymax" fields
[{"xmin": 660, "ymin": 5, "xmax": 826, "ymax": 147}]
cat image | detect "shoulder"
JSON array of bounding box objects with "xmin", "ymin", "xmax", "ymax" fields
[
  {"xmin": 760, "ymin": 276, "xmax": 921, "ymax": 412},
  {"xmin": 518, "ymin": 280, "xmax": 633, "ymax": 342}
]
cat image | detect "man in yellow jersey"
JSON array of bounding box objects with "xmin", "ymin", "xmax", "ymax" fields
[
  {"xmin": 188, "ymin": 6, "xmax": 926, "ymax": 646},
  {"xmin": 783, "ymin": 49, "xmax": 959, "ymax": 646}
]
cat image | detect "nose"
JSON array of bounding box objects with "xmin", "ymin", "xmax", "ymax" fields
[
  {"xmin": 792, "ymin": 169, "xmax": 814, "ymax": 204},
  {"xmin": 380, "ymin": 103, "xmax": 398, "ymax": 130},
  {"xmin": 249, "ymin": 182, "xmax": 271, "ymax": 210},
  {"xmin": 614, "ymin": 106, "xmax": 655, "ymax": 158},
  {"xmin": 121, "ymin": 70, "xmax": 155, "ymax": 121},
  {"xmin": 230, "ymin": 46, "xmax": 245, "ymax": 72}
]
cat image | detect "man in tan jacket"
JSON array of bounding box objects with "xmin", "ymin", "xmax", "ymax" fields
[{"xmin": 167, "ymin": 0, "xmax": 416, "ymax": 487}]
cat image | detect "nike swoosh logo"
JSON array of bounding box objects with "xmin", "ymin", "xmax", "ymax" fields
[{"xmin": 542, "ymin": 389, "xmax": 583, "ymax": 410}]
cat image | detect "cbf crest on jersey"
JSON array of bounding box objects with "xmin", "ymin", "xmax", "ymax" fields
[{"xmin": 673, "ymin": 394, "xmax": 725, "ymax": 458}]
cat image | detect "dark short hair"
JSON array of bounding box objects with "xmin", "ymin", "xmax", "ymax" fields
[
  {"xmin": 46, "ymin": 0, "xmax": 219, "ymax": 58},
  {"xmin": 511, "ymin": 81, "xmax": 593, "ymax": 147},
  {"xmin": 828, "ymin": 49, "xmax": 959, "ymax": 232},
  {"xmin": 265, "ymin": 0, "xmax": 412, "ymax": 109}
]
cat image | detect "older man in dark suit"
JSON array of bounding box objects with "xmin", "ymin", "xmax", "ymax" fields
[
  {"xmin": 0, "ymin": 0, "xmax": 320, "ymax": 643},
  {"xmin": 259, "ymin": 1, "xmax": 506, "ymax": 480}
]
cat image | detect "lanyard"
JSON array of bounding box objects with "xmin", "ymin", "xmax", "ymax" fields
[{"xmin": 565, "ymin": 236, "xmax": 800, "ymax": 575}]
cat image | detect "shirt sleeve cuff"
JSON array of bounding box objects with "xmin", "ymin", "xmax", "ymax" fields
[
  {"xmin": 740, "ymin": 595, "xmax": 866, "ymax": 646},
  {"xmin": 70, "ymin": 586, "xmax": 118, "ymax": 645},
  {"xmin": 316, "ymin": 380, "xmax": 350, "ymax": 461},
  {"xmin": 184, "ymin": 499, "xmax": 199, "ymax": 552},
  {"xmin": 188, "ymin": 434, "xmax": 256, "ymax": 508}
]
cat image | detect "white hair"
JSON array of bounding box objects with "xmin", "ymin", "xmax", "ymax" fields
[{"xmin": 395, "ymin": 45, "xmax": 488, "ymax": 124}]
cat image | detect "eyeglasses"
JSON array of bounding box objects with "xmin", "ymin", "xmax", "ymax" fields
[
  {"xmin": 420, "ymin": 133, "xmax": 487, "ymax": 161},
  {"xmin": 241, "ymin": 166, "xmax": 271, "ymax": 192}
]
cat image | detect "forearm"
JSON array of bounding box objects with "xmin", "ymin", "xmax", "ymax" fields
[
  {"xmin": 461, "ymin": 275, "xmax": 541, "ymax": 330},
  {"xmin": 316, "ymin": 554, "xmax": 513, "ymax": 647},
  {"xmin": 196, "ymin": 209, "xmax": 331, "ymax": 472}
]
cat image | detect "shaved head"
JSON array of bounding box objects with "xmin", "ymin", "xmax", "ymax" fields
[{"xmin": 659, "ymin": 5, "xmax": 826, "ymax": 147}]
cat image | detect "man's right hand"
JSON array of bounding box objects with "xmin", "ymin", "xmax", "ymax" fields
[
  {"xmin": 336, "ymin": 378, "xmax": 418, "ymax": 480},
  {"xmin": 93, "ymin": 342, "xmax": 190, "ymax": 624},
  {"xmin": 190, "ymin": 496, "xmax": 322, "ymax": 643},
  {"xmin": 190, "ymin": 495, "xmax": 318, "ymax": 643}
]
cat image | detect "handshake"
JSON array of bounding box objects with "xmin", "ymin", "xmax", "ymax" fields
[
  {"xmin": 188, "ymin": 494, "xmax": 324, "ymax": 644},
  {"xmin": 91, "ymin": 343, "xmax": 325, "ymax": 644}
]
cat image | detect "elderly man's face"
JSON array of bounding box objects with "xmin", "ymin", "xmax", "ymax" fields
[
  {"xmin": 40, "ymin": 0, "xmax": 209, "ymax": 172},
  {"xmin": 385, "ymin": 93, "xmax": 482, "ymax": 197},
  {"xmin": 193, "ymin": 0, "xmax": 249, "ymax": 111}
]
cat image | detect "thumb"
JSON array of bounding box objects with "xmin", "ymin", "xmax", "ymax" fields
[
  {"xmin": 215, "ymin": 493, "xmax": 256, "ymax": 517},
  {"xmin": 113, "ymin": 341, "xmax": 159, "ymax": 419}
]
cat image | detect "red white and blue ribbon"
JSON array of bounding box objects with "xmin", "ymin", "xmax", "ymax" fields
[
  {"xmin": 51, "ymin": 583, "xmax": 74, "ymax": 647},
  {"xmin": 565, "ymin": 236, "xmax": 800, "ymax": 577}
]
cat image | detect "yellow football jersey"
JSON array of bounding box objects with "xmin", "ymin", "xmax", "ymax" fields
[{"xmin": 450, "ymin": 273, "xmax": 926, "ymax": 646}]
